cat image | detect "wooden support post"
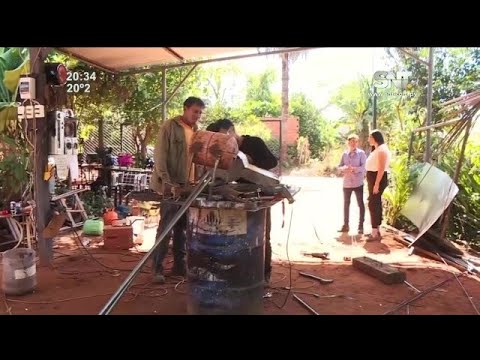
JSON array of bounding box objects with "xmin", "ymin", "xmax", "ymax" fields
[{"xmin": 29, "ymin": 47, "xmax": 53, "ymax": 266}]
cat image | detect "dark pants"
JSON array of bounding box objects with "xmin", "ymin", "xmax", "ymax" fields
[
  {"xmin": 343, "ymin": 185, "xmax": 365, "ymax": 228},
  {"xmin": 152, "ymin": 202, "xmax": 187, "ymax": 274},
  {"xmin": 265, "ymin": 208, "xmax": 272, "ymax": 277},
  {"xmin": 366, "ymin": 171, "xmax": 388, "ymax": 228}
]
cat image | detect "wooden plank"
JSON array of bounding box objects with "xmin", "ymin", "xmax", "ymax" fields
[
  {"xmin": 42, "ymin": 212, "xmax": 67, "ymax": 239},
  {"xmin": 352, "ymin": 256, "xmax": 406, "ymax": 285}
]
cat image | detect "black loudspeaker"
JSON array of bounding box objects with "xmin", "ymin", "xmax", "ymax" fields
[{"xmin": 45, "ymin": 63, "xmax": 68, "ymax": 86}]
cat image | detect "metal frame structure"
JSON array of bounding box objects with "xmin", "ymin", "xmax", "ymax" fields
[
  {"xmin": 55, "ymin": 47, "xmax": 315, "ymax": 121},
  {"xmin": 26, "ymin": 47, "xmax": 315, "ymax": 265}
]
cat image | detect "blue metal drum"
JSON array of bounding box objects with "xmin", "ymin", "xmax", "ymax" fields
[{"xmin": 186, "ymin": 205, "xmax": 266, "ymax": 315}]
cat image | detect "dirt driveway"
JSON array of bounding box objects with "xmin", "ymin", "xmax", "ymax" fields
[{"xmin": 1, "ymin": 176, "xmax": 480, "ymax": 315}]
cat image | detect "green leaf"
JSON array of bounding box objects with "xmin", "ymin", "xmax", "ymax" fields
[{"xmin": 4, "ymin": 56, "xmax": 30, "ymax": 94}]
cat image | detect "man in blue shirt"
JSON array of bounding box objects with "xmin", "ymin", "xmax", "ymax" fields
[{"xmin": 337, "ymin": 134, "xmax": 367, "ymax": 234}]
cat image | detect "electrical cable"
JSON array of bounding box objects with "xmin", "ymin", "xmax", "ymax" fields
[{"xmin": 270, "ymin": 202, "xmax": 294, "ymax": 309}]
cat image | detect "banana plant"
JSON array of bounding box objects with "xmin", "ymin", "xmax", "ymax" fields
[{"xmin": 0, "ymin": 47, "xmax": 30, "ymax": 134}]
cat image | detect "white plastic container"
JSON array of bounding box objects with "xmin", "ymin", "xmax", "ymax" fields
[{"xmin": 126, "ymin": 216, "xmax": 145, "ymax": 244}]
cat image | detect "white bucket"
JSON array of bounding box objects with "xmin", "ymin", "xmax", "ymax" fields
[{"xmin": 126, "ymin": 216, "xmax": 145, "ymax": 244}]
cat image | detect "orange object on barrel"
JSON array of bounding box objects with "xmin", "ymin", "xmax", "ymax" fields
[
  {"xmin": 103, "ymin": 208, "xmax": 119, "ymax": 225},
  {"xmin": 190, "ymin": 130, "xmax": 238, "ymax": 170}
]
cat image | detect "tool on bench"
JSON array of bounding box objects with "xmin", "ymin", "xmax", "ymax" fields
[{"xmin": 299, "ymin": 271, "xmax": 334, "ymax": 284}]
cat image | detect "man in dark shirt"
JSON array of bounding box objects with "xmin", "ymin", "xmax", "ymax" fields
[{"xmin": 206, "ymin": 119, "xmax": 278, "ymax": 285}]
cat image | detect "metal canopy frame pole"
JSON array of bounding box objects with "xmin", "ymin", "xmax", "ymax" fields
[
  {"xmin": 424, "ymin": 48, "xmax": 434, "ymax": 162},
  {"xmin": 120, "ymin": 47, "xmax": 315, "ymax": 75},
  {"xmin": 165, "ymin": 65, "xmax": 198, "ymax": 106},
  {"xmin": 146, "ymin": 65, "xmax": 199, "ymax": 114},
  {"xmin": 162, "ymin": 67, "xmax": 167, "ymax": 122}
]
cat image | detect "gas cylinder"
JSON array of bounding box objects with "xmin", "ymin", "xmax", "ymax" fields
[
  {"xmin": 103, "ymin": 208, "xmax": 119, "ymax": 225},
  {"xmin": 191, "ymin": 130, "xmax": 239, "ymax": 170},
  {"xmin": 83, "ymin": 218, "xmax": 104, "ymax": 236}
]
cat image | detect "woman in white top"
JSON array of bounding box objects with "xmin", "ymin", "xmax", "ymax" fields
[{"xmin": 365, "ymin": 129, "xmax": 391, "ymax": 241}]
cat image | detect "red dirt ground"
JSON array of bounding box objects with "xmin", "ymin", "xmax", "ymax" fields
[{"xmin": 1, "ymin": 176, "xmax": 480, "ymax": 315}]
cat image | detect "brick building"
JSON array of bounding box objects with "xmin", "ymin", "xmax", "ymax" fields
[{"xmin": 261, "ymin": 116, "xmax": 299, "ymax": 145}]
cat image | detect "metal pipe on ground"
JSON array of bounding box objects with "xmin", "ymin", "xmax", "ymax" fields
[
  {"xmin": 383, "ymin": 273, "xmax": 458, "ymax": 315},
  {"xmin": 293, "ymin": 293, "xmax": 320, "ymax": 315},
  {"xmin": 98, "ymin": 170, "xmax": 213, "ymax": 315}
]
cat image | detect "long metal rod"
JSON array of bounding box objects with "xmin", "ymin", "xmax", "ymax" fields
[
  {"xmin": 412, "ymin": 117, "xmax": 463, "ymax": 132},
  {"xmin": 293, "ymin": 294, "xmax": 319, "ymax": 315},
  {"xmin": 436, "ymin": 253, "xmax": 480, "ymax": 315},
  {"xmin": 165, "ymin": 47, "xmax": 185, "ymax": 61},
  {"xmin": 424, "ymin": 47, "xmax": 434, "ymax": 163},
  {"xmin": 165, "ymin": 65, "xmax": 198, "ymax": 106},
  {"xmin": 383, "ymin": 274, "xmax": 458, "ymax": 315},
  {"xmin": 144, "ymin": 65, "xmax": 199, "ymax": 114},
  {"xmin": 98, "ymin": 170, "xmax": 212, "ymax": 315},
  {"xmin": 397, "ymin": 48, "xmax": 429, "ymax": 66}
]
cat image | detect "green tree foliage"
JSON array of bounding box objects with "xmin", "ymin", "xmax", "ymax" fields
[
  {"xmin": 244, "ymin": 68, "xmax": 281, "ymax": 118},
  {"xmin": 331, "ymin": 76, "xmax": 373, "ymax": 150},
  {"xmin": 48, "ymin": 50, "xmax": 207, "ymax": 159},
  {"xmin": 120, "ymin": 66, "xmax": 205, "ymax": 159},
  {"xmin": 383, "ymin": 47, "xmax": 480, "ymax": 243},
  {"xmin": 290, "ymin": 93, "xmax": 336, "ymax": 159},
  {"xmin": 201, "ymin": 63, "xmax": 243, "ymax": 125},
  {"xmin": 436, "ymin": 135, "xmax": 480, "ymax": 244},
  {"xmin": 47, "ymin": 51, "xmax": 130, "ymax": 123},
  {"xmin": 200, "ymin": 67, "xmax": 276, "ymax": 138},
  {"xmin": 388, "ymin": 47, "xmax": 480, "ymax": 125},
  {"xmin": 203, "ymin": 63, "xmax": 241, "ymax": 105}
]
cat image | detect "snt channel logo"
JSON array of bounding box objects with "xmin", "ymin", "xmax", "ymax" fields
[{"xmin": 373, "ymin": 70, "xmax": 412, "ymax": 91}]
